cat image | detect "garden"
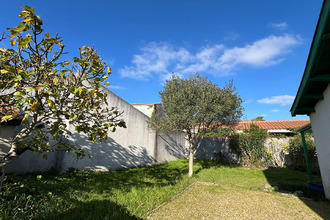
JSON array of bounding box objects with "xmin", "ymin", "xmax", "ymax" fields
[{"xmin": 1, "ymin": 159, "xmax": 329, "ymax": 219}]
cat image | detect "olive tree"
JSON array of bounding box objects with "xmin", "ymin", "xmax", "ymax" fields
[
  {"xmin": 150, "ymin": 73, "xmax": 243, "ymax": 176},
  {"xmin": 0, "ymin": 6, "xmax": 126, "ymax": 189}
]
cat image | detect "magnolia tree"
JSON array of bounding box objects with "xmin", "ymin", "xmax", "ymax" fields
[
  {"xmin": 150, "ymin": 73, "xmax": 243, "ymax": 176},
  {"xmin": 0, "ymin": 6, "xmax": 126, "ymax": 188}
]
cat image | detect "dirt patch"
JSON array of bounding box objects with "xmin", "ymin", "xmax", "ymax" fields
[{"xmin": 147, "ymin": 179, "xmax": 330, "ymax": 220}]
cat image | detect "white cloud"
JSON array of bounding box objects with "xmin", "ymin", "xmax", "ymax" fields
[
  {"xmin": 257, "ymin": 95, "xmax": 295, "ymax": 106},
  {"xmin": 119, "ymin": 42, "xmax": 192, "ymax": 80},
  {"xmin": 109, "ymin": 85, "xmax": 125, "ymax": 90},
  {"xmin": 218, "ymin": 34, "xmax": 301, "ymax": 70},
  {"xmin": 224, "ymin": 32, "xmax": 240, "ymax": 41},
  {"xmin": 119, "ymin": 34, "xmax": 302, "ymax": 80},
  {"xmin": 271, "ymin": 109, "xmax": 280, "ymax": 112},
  {"xmin": 269, "ymin": 22, "xmax": 288, "ymax": 31}
]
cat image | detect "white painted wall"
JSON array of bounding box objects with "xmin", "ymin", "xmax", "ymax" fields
[
  {"xmin": 309, "ymin": 83, "xmax": 330, "ymax": 199},
  {"xmin": 2, "ymin": 124, "xmax": 59, "ymax": 174},
  {"xmin": 57, "ymin": 87, "xmax": 158, "ymax": 173},
  {"xmin": 2, "ymin": 87, "xmax": 187, "ymax": 174},
  {"xmin": 156, "ymin": 132, "xmax": 188, "ymax": 162},
  {"xmin": 0, "ymin": 125, "xmax": 15, "ymax": 158}
]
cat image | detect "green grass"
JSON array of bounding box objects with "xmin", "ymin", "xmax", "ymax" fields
[{"xmin": 0, "ymin": 159, "xmax": 326, "ymax": 219}]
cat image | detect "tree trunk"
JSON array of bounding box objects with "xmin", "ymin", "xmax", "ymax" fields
[
  {"xmin": 188, "ymin": 143, "xmax": 194, "ymax": 177},
  {"xmin": 0, "ymin": 142, "xmax": 22, "ymax": 194},
  {"xmin": 0, "ymin": 166, "xmax": 5, "ymax": 194}
]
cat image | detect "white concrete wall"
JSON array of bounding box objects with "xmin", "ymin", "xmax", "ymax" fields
[
  {"xmin": 0, "ymin": 125, "xmax": 15, "ymax": 158},
  {"xmin": 156, "ymin": 132, "xmax": 188, "ymax": 162},
  {"xmin": 1, "ymin": 87, "xmax": 192, "ymax": 174},
  {"xmin": 309, "ymin": 83, "xmax": 330, "ymax": 199},
  {"xmin": 195, "ymin": 137, "xmax": 239, "ymax": 163},
  {"xmin": 5, "ymin": 151, "xmax": 60, "ymax": 174},
  {"xmin": 59, "ymin": 87, "xmax": 157, "ymax": 173},
  {"xmin": 1, "ymin": 124, "xmax": 59, "ymax": 174}
]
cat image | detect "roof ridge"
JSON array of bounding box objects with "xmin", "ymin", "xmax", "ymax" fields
[{"xmin": 243, "ymin": 119, "xmax": 310, "ymax": 123}]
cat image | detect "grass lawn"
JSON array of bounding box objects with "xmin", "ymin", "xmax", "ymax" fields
[{"xmin": 1, "ymin": 159, "xmax": 329, "ymax": 219}]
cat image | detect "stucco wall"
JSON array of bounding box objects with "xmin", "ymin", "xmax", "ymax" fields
[
  {"xmin": 195, "ymin": 137, "xmax": 239, "ymax": 163},
  {"xmin": 2, "ymin": 124, "xmax": 59, "ymax": 174},
  {"xmin": 156, "ymin": 132, "xmax": 188, "ymax": 163},
  {"xmin": 55, "ymin": 87, "xmax": 158, "ymax": 173},
  {"xmin": 309, "ymin": 83, "xmax": 330, "ymax": 199},
  {"xmin": 2, "ymin": 87, "xmax": 189, "ymax": 174},
  {"xmin": 0, "ymin": 125, "xmax": 15, "ymax": 158},
  {"xmin": 5, "ymin": 151, "xmax": 60, "ymax": 174}
]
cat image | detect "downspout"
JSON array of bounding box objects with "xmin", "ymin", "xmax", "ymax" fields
[{"xmin": 300, "ymin": 131, "xmax": 313, "ymax": 183}]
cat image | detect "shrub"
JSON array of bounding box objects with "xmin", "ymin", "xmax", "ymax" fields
[
  {"xmin": 203, "ymin": 127, "xmax": 233, "ymax": 137},
  {"xmin": 288, "ymin": 136, "xmax": 316, "ymax": 171},
  {"xmin": 229, "ymin": 124, "xmax": 270, "ymax": 166}
]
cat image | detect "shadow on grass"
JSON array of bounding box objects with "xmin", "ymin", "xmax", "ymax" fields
[
  {"xmin": 45, "ymin": 199, "xmax": 140, "ymax": 220},
  {"xmin": 194, "ymin": 158, "xmax": 239, "ymax": 175},
  {"xmin": 1, "ymin": 160, "xmax": 191, "ymax": 219},
  {"xmin": 262, "ymin": 167, "xmax": 330, "ymax": 219}
]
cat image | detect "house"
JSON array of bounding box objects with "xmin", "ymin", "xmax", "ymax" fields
[
  {"xmin": 232, "ymin": 120, "xmax": 310, "ymax": 136},
  {"xmin": 131, "ymin": 103, "xmax": 162, "ymax": 118},
  {"xmin": 290, "ymin": 0, "xmax": 330, "ymax": 199}
]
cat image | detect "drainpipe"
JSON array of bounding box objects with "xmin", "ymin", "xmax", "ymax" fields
[{"xmin": 300, "ymin": 131, "xmax": 313, "ymax": 183}]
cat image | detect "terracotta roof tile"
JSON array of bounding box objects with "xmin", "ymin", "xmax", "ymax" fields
[
  {"xmin": 0, "ymin": 106, "xmax": 23, "ymax": 121},
  {"xmin": 131, "ymin": 103, "xmax": 161, "ymax": 106},
  {"xmin": 233, "ymin": 120, "xmax": 310, "ymax": 130}
]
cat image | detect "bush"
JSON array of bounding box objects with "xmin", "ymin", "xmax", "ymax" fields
[
  {"xmin": 229, "ymin": 124, "xmax": 270, "ymax": 166},
  {"xmin": 203, "ymin": 127, "xmax": 233, "ymax": 137},
  {"xmin": 288, "ymin": 136, "xmax": 316, "ymax": 171}
]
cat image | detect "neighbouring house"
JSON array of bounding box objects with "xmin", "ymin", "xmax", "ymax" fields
[
  {"xmin": 291, "ymin": 0, "xmax": 330, "ymax": 199},
  {"xmin": 232, "ymin": 120, "xmax": 311, "ymax": 136},
  {"xmin": 131, "ymin": 103, "xmax": 162, "ymax": 118}
]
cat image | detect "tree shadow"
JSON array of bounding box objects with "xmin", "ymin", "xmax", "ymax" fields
[
  {"xmin": 58, "ymin": 133, "xmax": 156, "ymax": 173},
  {"xmin": 40, "ymin": 198, "xmax": 140, "ymax": 220},
  {"xmin": 156, "ymin": 132, "xmax": 188, "ymax": 162},
  {"xmin": 262, "ymin": 167, "xmax": 330, "ymax": 219},
  {"xmin": 194, "ymin": 137, "xmax": 239, "ymax": 164},
  {"xmin": 1, "ymin": 159, "xmax": 191, "ymax": 219}
]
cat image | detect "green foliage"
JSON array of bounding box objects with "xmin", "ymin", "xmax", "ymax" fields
[
  {"xmin": 150, "ymin": 73, "xmax": 243, "ymax": 135},
  {"xmin": 150, "ymin": 73, "xmax": 243, "ymax": 176},
  {"xmin": 0, "ymin": 6, "xmax": 126, "ymax": 160},
  {"xmin": 288, "ymin": 136, "xmax": 316, "ymax": 171},
  {"xmin": 229, "ymin": 124, "xmax": 270, "ymax": 166},
  {"xmin": 0, "ymin": 160, "xmax": 194, "ymax": 219},
  {"xmin": 0, "ymin": 159, "xmax": 324, "ymax": 219},
  {"xmin": 251, "ymin": 116, "xmax": 265, "ymax": 121},
  {"xmin": 202, "ymin": 127, "xmax": 233, "ymax": 137}
]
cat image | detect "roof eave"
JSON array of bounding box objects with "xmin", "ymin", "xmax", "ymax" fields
[{"xmin": 291, "ymin": 0, "xmax": 330, "ymax": 116}]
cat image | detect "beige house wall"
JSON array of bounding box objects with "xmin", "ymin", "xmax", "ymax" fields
[{"xmin": 309, "ymin": 83, "xmax": 330, "ymax": 199}]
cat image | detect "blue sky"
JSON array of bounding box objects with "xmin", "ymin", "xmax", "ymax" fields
[{"xmin": 0, "ymin": 0, "xmax": 324, "ymax": 121}]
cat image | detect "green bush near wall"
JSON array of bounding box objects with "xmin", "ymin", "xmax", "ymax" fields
[
  {"xmin": 203, "ymin": 127, "xmax": 233, "ymax": 137},
  {"xmin": 229, "ymin": 124, "xmax": 271, "ymax": 166},
  {"xmin": 288, "ymin": 136, "xmax": 316, "ymax": 171}
]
